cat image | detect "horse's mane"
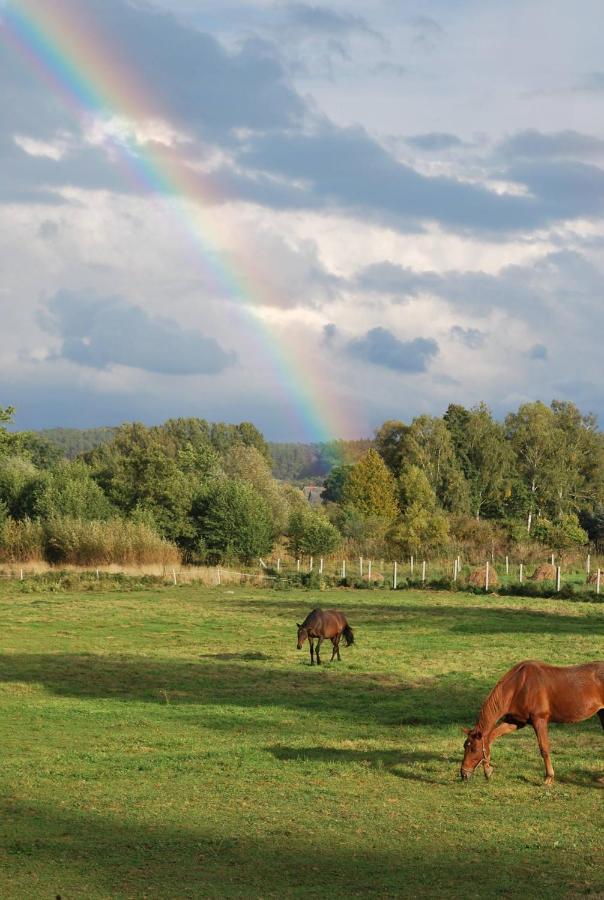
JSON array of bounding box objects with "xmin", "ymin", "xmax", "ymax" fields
[{"xmin": 477, "ymin": 662, "xmax": 526, "ymax": 731}]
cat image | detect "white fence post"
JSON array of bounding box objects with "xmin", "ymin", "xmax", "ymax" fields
[
  {"xmin": 216, "ymin": 566, "xmax": 221, "ymax": 585},
  {"xmin": 597, "ymin": 569, "xmax": 601, "ymax": 595},
  {"xmin": 556, "ymin": 565, "xmax": 561, "ymax": 592},
  {"xmin": 368, "ymin": 560, "xmax": 372, "ymax": 581},
  {"xmin": 277, "ymin": 558, "xmax": 281, "ymax": 572},
  {"xmin": 297, "ymin": 559, "xmax": 300, "ymax": 573},
  {"xmin": 586, "ymin": 554, "xmax": 591, "ymax": 575},
  {"xmin": 505, "ymin": 556, "xmax": 509, "ymax": 575},
  {"xmin": 453, "ymin": 558, "xmax": 458, "ymax": 581},
  {"xmin": 421, "ymin": 560, "xmax": 426, "ymax": 583},
  {"xmin": 172, "ymin": 568, "xmax": 177, "ymax": 585},
  {"xmin": 551, "ymin": 553, "xmax": 555, "ymax": 567},
  {"xmin": 519, "ymin": 563, "xmax": 523, "ymax": 584},
  {"xmin": 360, "ymin": 556, "xmax": 363, "ymax": 576},
  {"xmin": 485, "ymin": 561, "xmax": 490, "ymax": 591},
  {"xmin": 410, "ymin": 555, "xmax": 414, "ymax": 576},
  {"xmin": 341, "ymin": 559, "xmax": 346, "ymax": 579},
  {"xmin": 319, "ymin": 558, "xmax": 324, "ymax": 574},
  {"xmin": 309, "ymin": 556, "xmax": 313, "ymax": 572},
  {"xmin": 393, "ymin": 561, "xmax": 398, "ymax": 589}
]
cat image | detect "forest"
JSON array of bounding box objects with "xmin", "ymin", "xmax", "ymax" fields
[{"xmin": 1, "ymin": 399, "xmax": 603, "ymax": 567}]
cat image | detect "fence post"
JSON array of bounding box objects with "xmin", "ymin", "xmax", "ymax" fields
[
  {"xmin": 597, "ymin": 569, "xmax": 601, "ymax": 595},
  {"xmin": 551, "ymin": 553, "xmax": 555, "ymax": 567},
  {"xmin": 586, "ymin": 554, "xmax": 591, "ymax": 575},
  {"xmin": 341, "ymin": 559, "xmax": 346, "ymax": 579},
  {"xmin": 421, "ymin": 560, "xmax": 426, "ymax": 583},
  {"xmin": 172, "ymin": 568, "xmax": 177, "ymax": 585},
  {"xmin": 410, "ymin": 555, "xmax": 414, "ymax": 576},
  {"xmin": 393, "ymin": 561, "xmax": 398, "ymax": 589},
  {"xmin": 319, "ymin": 558, "xmax": 323, "ymax": 574},
  {"xmin": 297, "ymin": 559, "xmax": 300, "ymax": 573},
  {"xmin": 519, "ymin": 563, "xmax": 523, "ymax": 584},
  {"xmin": 453, "ymin": 558, "xmax": 458, "ymax": 581},
  {"xmin": 360, "ymin": 556, "xmax": 363, "ymax": 576},
  {"xmin": 277, "ymin": 558, "xmax": 281, "ymax": 572},
  {"xmin": 309, "ymin": 556, "xmax": 313, "ymax": 572},
  {"xmin": 556, "ymin": 565, "xmax": 561, "ymax": 592},
  {"xmin": 216, "ymin": 566, "xmax": 221, "ymax": 585},
  {"xmin": 20, "ymin": 568, "xmax": 23, "ymax": 581},
  {"xmin": 368, "ymin": 560, "xmax": 372, "ymax": 581},
  {"xmin": 505, "ymin": 556, "xmax": 509, "ymax": 575},
  {"xmin": 485, "ymin": 561, "xmax": 490, "ymax": 591}
]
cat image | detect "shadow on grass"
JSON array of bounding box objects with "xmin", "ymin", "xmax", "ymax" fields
[
  {"xmin": 0, "ymin": 652, "xmax": 490, "ymax": 725},
  {"xmin": 0, "ymin": 797, "xmax": 598, "ymax": 899},
  {"xmin": 269, "ymin": 744, "xmax": 449, "ymax": 784},
  {"xmin": 235, "ymin": 598, "xmax": 604, "ymax": 637}
]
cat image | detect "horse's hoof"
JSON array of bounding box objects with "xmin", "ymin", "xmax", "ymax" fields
[{"xmin": 544, "ymin": 776, "xmax": 554, "ymax": 786}]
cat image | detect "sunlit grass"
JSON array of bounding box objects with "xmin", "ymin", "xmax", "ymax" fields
[{"xmin": 0, "ymin": 586, "xmax": 602, "ymax": 898}]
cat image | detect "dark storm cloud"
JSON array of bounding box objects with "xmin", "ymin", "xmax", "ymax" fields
[
  {"xmin": 2, "ymin": 1, "xmax": 604, "ymax": 235},
  {"xmin": 240, "ymin": 122, "xmax": 604, "ymax": 234},
  {"xmin": 39, "ymin": 290, "xmax": 236, "ymax": 376},
  {"xmin": 346, "ymin": 326, "xmax": 438, "ymax": 373}
]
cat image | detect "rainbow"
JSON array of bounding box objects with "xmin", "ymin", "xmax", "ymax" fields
[{"xmin": 1, "ymin": 0, "xmax": 352, "ymax": 443}]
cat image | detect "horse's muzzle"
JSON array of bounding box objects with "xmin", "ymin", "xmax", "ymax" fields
[{"xmin": 460, "ymin": 767, "xmax": 472, "ymax": 781}]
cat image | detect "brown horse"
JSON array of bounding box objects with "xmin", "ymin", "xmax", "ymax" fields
[
  {"xmin": 296, "ymin": 608, "xmax": 354, "ymax": 666},
  {"xmin": 460, "ymin": 660, "xmax": 604, "ymax": 784}
]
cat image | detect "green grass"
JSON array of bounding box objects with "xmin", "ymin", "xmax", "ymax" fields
[{"xmin": 0, "ymin": 585, "xmax": 602, "ymax": 899}]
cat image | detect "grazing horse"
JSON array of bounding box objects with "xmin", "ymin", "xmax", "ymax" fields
[
  {"xmin": 460, "ymin": 660, "xmax": 604, "ymax": 785},
  {"xmin": 296, "ymin": 608, "xmax": 354, "ymax": 666}
]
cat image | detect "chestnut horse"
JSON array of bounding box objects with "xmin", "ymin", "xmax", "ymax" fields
[
  {"xmin": 461, "ymin": 660, "xmax": 604, "ymax": 784},
  {"xmin": 296, "ymin": 608, "xmax": 354, "ymax": 666}
]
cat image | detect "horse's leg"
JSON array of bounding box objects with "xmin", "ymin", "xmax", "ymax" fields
[
  {"xmin": 330, "ymin": 637, "xmax": 337, "ymax": 662},
  {"xmin": 309, "ymin": 638, "xmax": 315, "ymax": 666},
  {"xmin": 485, "ymin": 722, "xmax": 518, "ymax": 779},
  {"xmin": 335, "ymin": 634, "xmax": 342, "ymax": 661},
  {"xmin": 315, "ymin": 637, "xmax": 323, "ymax": 665},
  {"xmin": 598, "ymin": 709, "xmax": 604, "ymax": 730},
  {"xmin": 531, "ymin": 718, "xmax": 555, "ymax": 785}
]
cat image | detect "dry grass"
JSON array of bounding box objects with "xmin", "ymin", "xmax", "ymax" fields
[
  {"xmin": 468, "ymin": 564, "xmax": 499, "ymax": 588},
  {"xmin": 531, "ymin": 563, "xmax": 557, "ymax": 582}
]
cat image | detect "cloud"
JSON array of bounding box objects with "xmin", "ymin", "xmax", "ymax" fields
[
  {"xmin": 286, "ymin": 4, "xmax": 381, "ymax": 41},
  {"xmin": 405, "ymin": 133, "xmax": 464, "ymax": 152},
  {"xmin": 529, "ymin": 343, "xmax": 548, "ymax": 360},
  {"xmin": 499, "ymin": 129, "xmax": 604, "ymax": 159},
  {"xmin": 322, "ymin": 322, "xmax": 338, "ymax": 345},
  {"xmin": 353, "ymin": 250, "xmax": 604, "ymax": 321},
  {"xmin": 38, "ymin": 290, "xmax": 236, "ymax": 376},
  {"xmin": 240, "ymin": 121, "xmax": 600, "ymax": 234},
  {"xmin": 450, "ymin": 326, "xmax": 486, "ymax": 349},
  {"xmin": 410, "ymin": 16, "xmax": 444, "ymax": 51},
  {"xmin": 346, "ymin": 327, "xmax": 438, "ymax": 373}
]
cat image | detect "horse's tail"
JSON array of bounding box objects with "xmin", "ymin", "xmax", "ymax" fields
[{"xmin": 342, "ymin": 624, "xmax": 354, "ymax": 647}]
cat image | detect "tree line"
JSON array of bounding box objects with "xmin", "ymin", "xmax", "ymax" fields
[{"xmin": 1, "ymin": 399, "xmax": 603, "ymax": 567}]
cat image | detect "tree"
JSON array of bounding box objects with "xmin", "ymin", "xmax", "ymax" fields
[
  {"xmin": 374, "ymin": 420, "xmax": 408, "ymax": 475},
  {"xmin": 190, "ymin": 478, "xmax": 274, "ymax": 563},
  {"xmin": 341, "ymin": 449, "xmax": 399, "ymax": 521},
  {"xmin": 402, "ymin": 415, "xmax": 469, "ymax": 513},
  {"xmin": 0, "ymin": 405, "xmax": 15, "ymax": 455},
  {"xmin": 387, "ymin": 465, "xmax": 449, "ymax": 557},
  {"xmin": 321, "ymin": 464, "xmax": 353, "ymax": 503},
  {"xmin": 445, "ymin": 403, "xmax": 513, "ymax": 519},
  {"xmin": 532, "ymin": 514, "xmax": 588, "ymax": 552},
  {"xmin": 25, "ymin": 460, "xmax": 114, "ymax": 521},
  {"xmin": 223, "ymin": 444, "xmax": 290, "ymax": 532},
  {"xmin": 287, "ymin": 507, "xmax": 340, "ymax": 557}
]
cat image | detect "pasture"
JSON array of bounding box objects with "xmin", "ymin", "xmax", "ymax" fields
[{"xmin": 0, "ymin": 584, "xmax": 602, "ymax": 898}]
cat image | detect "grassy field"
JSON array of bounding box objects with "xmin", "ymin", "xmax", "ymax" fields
[{"xmin": 0, "ymin": 584, "xmax": 602, "ymax": 899}]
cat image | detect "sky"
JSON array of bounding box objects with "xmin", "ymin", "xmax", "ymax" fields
[{"xmin": 1, "ymin": 0, "xmax": 604, "ymax": 441}]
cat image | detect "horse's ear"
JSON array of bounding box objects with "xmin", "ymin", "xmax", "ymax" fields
[
  {"xmin": 296, "ymin": 623, "xmax": 301, "ymax": 628},
  {"xmin": 461, "ymin": 727, "xmax": 471, "ymax": 735}
]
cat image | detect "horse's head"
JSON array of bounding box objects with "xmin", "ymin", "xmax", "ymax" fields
[
  {"xmin": 460, "ymin": 727, "xmax": 492, "ymax": 781},
  {"xmin": 296, "ymin": 624, "xmax": 308, "ymax": 649}
]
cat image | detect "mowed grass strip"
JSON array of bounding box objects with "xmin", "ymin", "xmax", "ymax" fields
[{"xmin": 0, "ymin": 586, "xmax": 602, "ymax": 899}]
